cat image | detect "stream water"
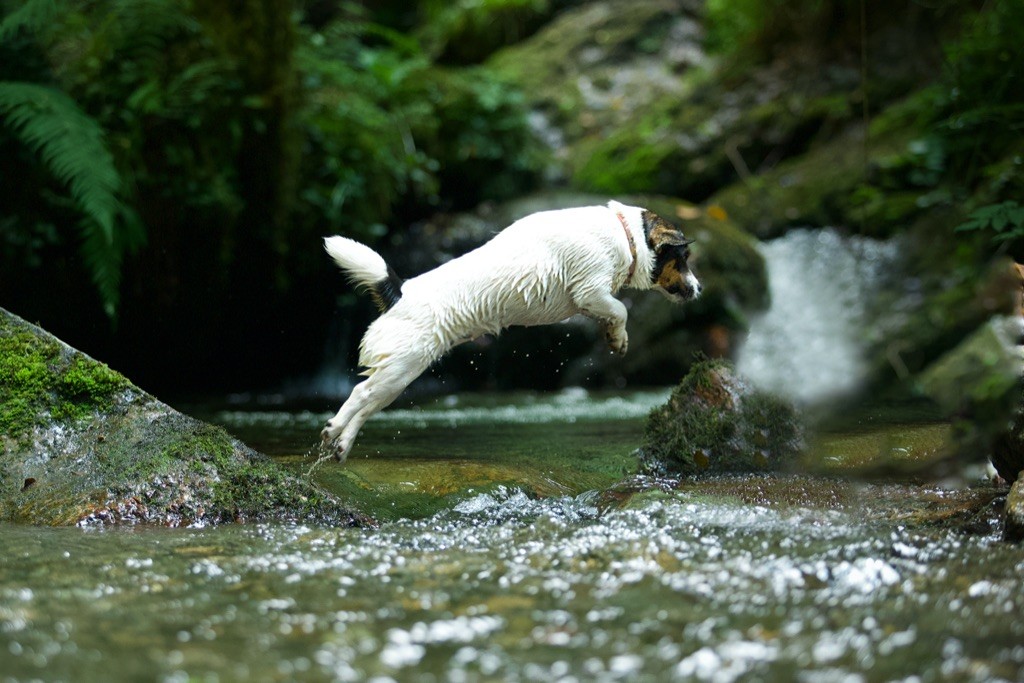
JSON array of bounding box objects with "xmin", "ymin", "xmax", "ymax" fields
[{"xmin": 1, "ymin": 390, "xmax": 1022, "ymax": 682}]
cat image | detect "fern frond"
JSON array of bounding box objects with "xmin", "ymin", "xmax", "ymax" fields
[
  {"xmin": 0, "ymin": 81, "xmax": 121, "ymax": 244},
  {"xmin": 105, "ymin": 0, "xmax": 198, "ymax": 73},
  {"xmin": 77, "ymin": 207, "xmax": 147, "ymax": 320},
  {"xmin": 0, "ymin": 81, "xmax": 129, "ymax": 317},
  {"xmin": 79, "ymin": 216, "xmax": 122, "ymax": 319},
  {"xmin": 0, "ymin": 0, "xmax": 63, "ymax": 43}
]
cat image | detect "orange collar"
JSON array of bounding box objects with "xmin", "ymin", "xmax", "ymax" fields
[{"xmin": 615, "ymin": 210, "xmax": 637, "ymax": 285}]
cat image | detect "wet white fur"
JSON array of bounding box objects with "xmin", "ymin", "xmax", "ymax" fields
[{"xmin": 321, "ymin": 200, "xmax": 695, "ymax": 459}]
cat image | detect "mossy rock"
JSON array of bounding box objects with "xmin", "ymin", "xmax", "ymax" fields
[
  {"xmin": 487, "ymin": 0, "xmax": 711, "ymax": 179},
  {"xmin": 708, "ymin": 123, "xmax": 928, "ymax": 239},
  {"xmin": 0, "ymin": 307, "xmax": 366, "ymax": 527},
  {"xmin": 638, "ymin": 360, "xmax": 804, "ymax": 476}
]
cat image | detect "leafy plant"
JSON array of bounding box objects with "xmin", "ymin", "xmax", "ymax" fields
[
  {"xmin": 954, "ymin": 201, "xmax": 1024, "ymax": 243},
  {"xmin": 417, "ymin": 0, "xmax": 551, "ymax": 64},
  {"xmin": 0, "ymin": 81, "xmax": 138, "ymax": 317},
  {"xmin": 294, "ymin": 13, "xmax": 541, "ymax": 235},
  {"xmin": 940, "ymin": 0, "xmax": 1024, "ymax": 192}
]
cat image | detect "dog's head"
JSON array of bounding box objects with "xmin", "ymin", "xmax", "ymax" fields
[{"xmin": 643, "ymin": 211, "xmax": 701, "ymax": 303}]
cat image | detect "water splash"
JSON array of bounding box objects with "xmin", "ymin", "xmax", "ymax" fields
[{"xmin": 736, "ymin": 229, "xmax": 900, "ymax": 404}]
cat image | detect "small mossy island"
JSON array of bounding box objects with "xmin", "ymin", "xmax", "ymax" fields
[
  {"xmin": 639, "ymin": 359, "xmax": 804, "ymax": 476},
  {"xmin": 0, "ymin": 307, "xmax": 365, "ymax": 527}
]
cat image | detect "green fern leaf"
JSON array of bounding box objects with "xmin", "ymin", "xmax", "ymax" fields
[
  {"xmin": 0, "ymin": 0, "xmax": 63, "ymax": 43},
  {"xmin": 0, "ymin": 82, "xmax": 121, "ymax": 241},
  {"xmin": 79, "ymin": 216, "xmax": 122, "ymax": 319},
  {"xmin": 0, "ymin": 81, "xmax": 126, "ymax": 315}
]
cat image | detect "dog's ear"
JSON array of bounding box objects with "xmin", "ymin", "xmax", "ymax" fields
[{"xmin": 642, "ymin": 210, "xmax": 693, "ymax": 251}]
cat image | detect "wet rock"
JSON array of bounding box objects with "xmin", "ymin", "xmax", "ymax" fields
[
  {"xmin": 1006, "ymin": 479, "xmax": 1024, "ymax": 542},
  {"xmin": 488, "ymin": 0, "xmax": 709, "ymax": 177},
  {"xmin": 917, "ymin": 315, "xmax": 1024, "ymax": 480},
  {"xmin": 709, "ymin": 124, "xmax": 922, "ymax": 239},
  {"xmin": 992, "ymin": 416, "xmax": 1024, "ymax": 485},
  {"xmin": 394, "ymin": 191, "xmax": 767, "ymax": 389},
  {"xmin": 638, "ymin": 360, "xmax": 803, "ymax": 476},
  {"xmin": 487, "ymin": 1, "xmax": 938, "ymax": 207},
  {"xmin": 0, "ymin": 308, "xmax": 367, "ymax": 527}
]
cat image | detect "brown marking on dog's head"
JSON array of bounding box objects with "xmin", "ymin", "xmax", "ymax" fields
[{"xmin": 642, "ymin": 210, "xmax": 701, "ymax": 302}]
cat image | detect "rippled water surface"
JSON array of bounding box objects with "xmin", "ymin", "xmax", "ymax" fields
[{"xmin": 2, "ymin": 391, "xmax": 1022, "ymax": 682}]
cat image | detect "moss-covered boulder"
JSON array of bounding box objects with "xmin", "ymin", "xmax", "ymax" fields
[
  {"xmin": 708, "ymin": 123, "xmax": 926, "ymax": 239},
  {"xmin": 911, "ymin": 308, "xmax": 1024, "ymax": 489},
  {"xmin": 487, "ymin": 0, "xmax": 710, "ymax": 161},
  {"xmin": 638, "ymin": 360, "xmax": 804, "ymax": 476},
  {"xmin": 487, "ymin": 0, "xmax": 940, "ymax": 206},
  {"xmin": 0, "ymin": 308, "xmax": 366, "ymax": 526}
]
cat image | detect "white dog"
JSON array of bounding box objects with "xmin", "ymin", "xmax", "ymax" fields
[{"xmin": 320, "ymin": 200, "xmax": 701, "ymax": 460}]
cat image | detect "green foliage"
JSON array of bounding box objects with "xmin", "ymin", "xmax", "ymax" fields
[
  {"xmin": 295, "ymin": 15, "xmax": 541, "ymax": 235},
  {"xmin": 418, "ymin": 0, "xmax": 551, "ymax": 64},
  {"xmin": 0, "ymin": 0, "xmax": 60, "ymax": 42},
  {"xmin": 942, "ymin": 0, "xmax": 1024, "ymax": 175},
  {"xmin": 955, "ymin": 201, "xmax": 1024, "ymax": 244},
  {"xmin": 295, "ymin": 19, "xmax": 436, "ymax": 234},
  {"xmin": 1, "ymin": 0, "xmax": 541, "ymax": 328},
  {"xmin": 0, "ymin": 83, "xmax": 119, "ymax": 235},
  {"xmin": 703, "ymin": 0, "xmax": 835, "ymax": 60},
  {"xmin": 0, "ymin": 81, "xmax": 136, "ymax": 317}
]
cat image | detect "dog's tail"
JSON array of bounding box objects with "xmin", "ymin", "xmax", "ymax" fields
[{"xmin": 324, "ymin": 235, "xmax": 404, "ymax": 313}]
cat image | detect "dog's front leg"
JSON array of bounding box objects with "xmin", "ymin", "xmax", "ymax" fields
[{"xmin": 577, "ymin": 292, "xmax": 629, "ymax": 355}]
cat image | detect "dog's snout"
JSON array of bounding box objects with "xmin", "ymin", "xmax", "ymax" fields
[{"xmin": 686, "ymin": 271, "xmax": 702, "ymax": 299}]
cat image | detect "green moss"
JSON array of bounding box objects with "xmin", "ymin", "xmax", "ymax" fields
[
  {"xmin": 0, "ymin": 320, "xmax": 62, "ymax": 437},
  {"xmin": 1, "ymin": 313, "xmax": 133, "ymax": 439},
  {"xmin": 572, "ymin": 126, "xmax": 676, "ymax": 195},
  {"xmin": 1, "ymin": 308, "xmax": 361, "ymax": 526},
  {"xmin": 640, "ymin": 360, "xmax": 803, "ymax": 476}
]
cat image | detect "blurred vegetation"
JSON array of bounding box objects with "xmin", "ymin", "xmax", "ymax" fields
[
  {"xmin": 0, "ymin": 0, "xmax": 544, "ymax": 391},
  {"xmin": 706, "ymin": 0, "xmax": 1023, "ymax": 240},
  {"xmin": 0, "ymin": 0, "xmax": 1021, "ymax": 394},
  {"xmin": 0, "ymin": 0, "xmax": 542, "ymax": 322}
]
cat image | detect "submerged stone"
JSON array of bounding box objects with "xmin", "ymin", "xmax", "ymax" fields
[
  {"xmin": 0, "ymin": 308, "xmax": 366, "ymax": 527},
  {"xmin": 638, "ymin": 360, "xmax": 803, "ymax": 476}
]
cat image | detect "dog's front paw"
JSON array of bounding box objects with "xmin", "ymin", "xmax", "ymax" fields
[
  {"xmin": 321, "ymin": 420, "xmax": 342, "ymax": 444},
  {"xmin": 319, "ymin": 427, "xmax": 350, "ymax": 463},
  {"xmin": 606, "ymin": 328, "xmax": 628, "ymax": 356}
]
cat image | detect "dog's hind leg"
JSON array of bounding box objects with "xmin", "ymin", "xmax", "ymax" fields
[{"xmin": 321, "ymin": 355, "xmax": 429, "ymax": 461}]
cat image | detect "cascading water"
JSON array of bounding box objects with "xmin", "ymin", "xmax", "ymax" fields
[{"xmin": 736, "ymin": 228, "xmax": 900, "ymax": 405}]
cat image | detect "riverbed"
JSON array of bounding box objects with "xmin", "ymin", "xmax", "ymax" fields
[{"xmin": 1, "ymin": 390, "xmax": 1021, "ymax": 682}]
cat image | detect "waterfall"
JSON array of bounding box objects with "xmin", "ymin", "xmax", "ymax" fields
[{"xmin": 736, "ymin": 229, "xmax": 900, "ymax": 405}]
